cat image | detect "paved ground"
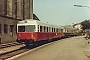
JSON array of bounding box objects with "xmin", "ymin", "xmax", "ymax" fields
[{"xmin": 13, "ymin": 36, "xmax": 90, "ymax": 60}]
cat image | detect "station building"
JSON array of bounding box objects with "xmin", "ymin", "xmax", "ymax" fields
[
  {"xmin": 0, "ymin": 15, "xmax": 19, "ymax": 43},
  {"xmin": 0, "ymin": 0, "xmax": 39, "ymax": 43}
]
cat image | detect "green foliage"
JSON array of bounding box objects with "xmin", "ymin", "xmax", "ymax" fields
[{"xmin": 81, "ymin": 20, "xmax": 90, "ymax": 30}]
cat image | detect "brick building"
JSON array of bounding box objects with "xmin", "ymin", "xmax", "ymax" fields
[{"xmin": 0, "ymin": 0, "xmax": 38, "ymax": 43}]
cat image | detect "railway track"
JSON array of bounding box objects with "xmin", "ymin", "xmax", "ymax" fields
[
  {"xmin": 0, "ymin": 43, "xmax": 43, "ymax": 60},
  {"xmin": 0, "ymin": 42, "xmax": 53, "ymax": 60},
  {"xmin": 0, "ymin": 42, "xmax": 26, "ymax": 60},
  {"xmin": 0, "ymin": 40, "xmax": 53, "ymax": 60},
  {"xmin": 0, "ymin": 41, "xmax": 41, "ymax": 60},
  {"xmin": 0, "ymin": 42, "xmax": 22, "ymax": 49},
  {"xmin": 0, "ymin": 47, "xmax": 29, "ymax": 60}
]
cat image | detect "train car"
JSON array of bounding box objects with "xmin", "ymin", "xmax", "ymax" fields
[
  {"xmin": 62, "ymin": 26, "xmax": 78, "ymax": 37},
  {"xmin": 17, "ymin": 19, "xmax": 64, "ymax": 47}
]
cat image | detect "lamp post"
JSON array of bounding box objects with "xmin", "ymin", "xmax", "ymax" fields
[
  {"xmin": 74, "ymin": 4, "xmax": 90, "ymax": 35},
  {"xmin": 74, "ymin": 5, "xmax": 90, "ymax": 9}
]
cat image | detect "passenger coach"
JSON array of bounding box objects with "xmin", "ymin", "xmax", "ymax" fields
[{"xmin": 17, "ymin": 19, "xmax": 64, "ymax": 46}]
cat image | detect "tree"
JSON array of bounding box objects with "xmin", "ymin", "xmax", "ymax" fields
[{"xmin": 81, "ymin": 20, "xmax": 90, "ymax": 30}]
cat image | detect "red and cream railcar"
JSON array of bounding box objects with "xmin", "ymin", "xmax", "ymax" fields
[{"xmin": 17, "ymin": 19, "xmax": 64, "ymax": 46}]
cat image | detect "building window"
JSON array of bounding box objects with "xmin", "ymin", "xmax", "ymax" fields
[
  {"xmin": 4, "ymin": 24, "xmax": 8, "ymax": 33},
  {"xmin": 0, "ymin": 24, "xmax": 1, "ymax": 33},
  {"xmin": 10, "ymin": 25, "xmax": 14, "ymax": 36}
]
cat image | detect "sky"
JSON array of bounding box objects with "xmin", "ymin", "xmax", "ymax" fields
[{"xmin": 33, "ymin": 0, "xmax": 90, "ymax": 26}]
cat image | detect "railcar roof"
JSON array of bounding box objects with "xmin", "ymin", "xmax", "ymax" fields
[{"xmin": 17, "ymin": 19, "xmax": 61, "ymax": 28}]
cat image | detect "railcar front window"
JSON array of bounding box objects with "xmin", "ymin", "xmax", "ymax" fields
[
  {"xmin": 18, "ymin": 26, "xmax": 25, "ymax": 32},
  {"xmin": 25, "ymin": 25, "xmax": 35, "ymax": 32}
]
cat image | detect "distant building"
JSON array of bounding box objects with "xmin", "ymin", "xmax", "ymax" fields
[{"xmin": 74, "ymin": 24, "xmax": 82, "ymax": 30}]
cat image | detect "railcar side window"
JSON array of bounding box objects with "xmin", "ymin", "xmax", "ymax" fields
[
  {"xmin": 40, "ymin": 26, "xmax": 42, "ymax": 32},
  {"xmin": 58, "ymin": 29, "xmax": 60, "ymax": 32},
  {"xmin": 54, "ymin": 28, "xmax": 55, "ymax": 32},
  {"xmin": 38, "ymin": 25, "xmax": 39, "ymax": 32},
  {"xmin": 49, "ymin": 27, "xmax": 51, "ymax": 32},
  {"xmin": 47, "ymin": 27, "xmax": 48, "ymax": 32},
  {"xmin": 18, "ymin": 26, "xmax": 25, "ymax": 32},
  {"xmin": 61, "ymin": 29, "xmax": 63, "ymax": 32},
  {"xmin": 44, "ymin": 26, "xmax": 46, "ymax": 32},
  {"xmin": 56, "ymin": 29, "xmax": 58, "ymax": 32},
  {"xmin": 52, "ymin": 28, "xmax": 53, "ymax": 32},
  {"xmin": 59, "ymin": 29, "xmax": 60, "ymax": 32}
]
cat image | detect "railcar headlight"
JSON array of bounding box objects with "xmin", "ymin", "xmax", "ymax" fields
[
  {"xmin": 18, "ymin": 39, "xmax": 20, "ymax": 40},
  {"xmin": 56, "ymin": 33, "xmax": 57, "ymax": 35},
  {"xmin": 32, "ymin": 34, "xmax": 33, "ymax": 37}
]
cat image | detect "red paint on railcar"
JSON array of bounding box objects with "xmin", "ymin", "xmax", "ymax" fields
[
  {"xmin": 17, "ymin": 32, "xmax": 64, "ymax": 43},
  {"xmin": 17, "ymin": 32, "xmax": 36, "ymax": 41}
]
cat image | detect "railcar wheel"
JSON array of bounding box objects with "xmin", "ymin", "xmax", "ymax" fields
[
  {"xmin": 26, "ymin": 44, "xmax": 30, "ymax": 48},
  {"xmin": 32, "ymin": 42, "xmax": 37, "ymax": 48},
  {"xmin": 25, "ymin": 40, "xmax": 30, "ymax": 48}
]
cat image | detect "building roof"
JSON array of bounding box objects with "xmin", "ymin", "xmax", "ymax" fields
[
  {"xmin": 0, "ymin": 14, "xmax": 21, "ymax": 20},
  {"xmin": 33, "ymin": 14, "xmax": 40, "ymax": 21},
  {"xmin": 0, "ymin": 14, "xmax": 40, "ymax": 21}
]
